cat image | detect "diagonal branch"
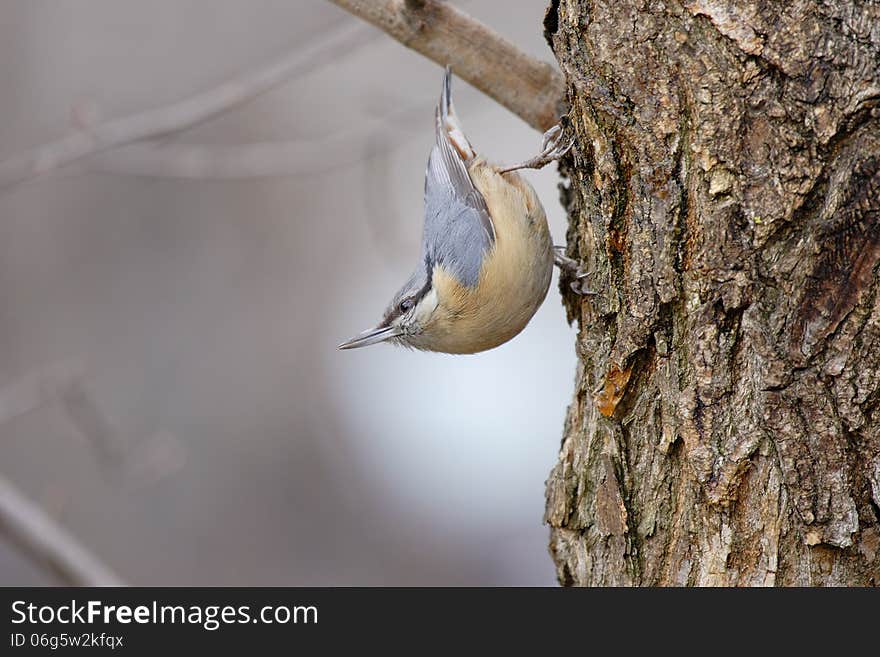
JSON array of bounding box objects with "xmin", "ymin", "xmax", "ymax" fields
[
  {"xmin": 0, "ymin": 2, "xmax": 566, "ymax": 189},
  {"xmin": 0, "ymin": 22, "xmax": 376, "ymax": 190},
  {"xmin": 0, "ymin": 360, "xmax": 125, "ymax": 470},
  {"xmin": 0, "ymin": 475, "xmax": 125, "ymax": 586},
  {"xmin": 329, "ymin": 0, "xmax": 566, "ymax": 132},
  {"xmin": 85, "ymin": 102, "xmax": 430, "ymax": 180}
]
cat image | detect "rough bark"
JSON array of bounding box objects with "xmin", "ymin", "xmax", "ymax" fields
[{"xmin": 544, "ymin": 0, "xmax": 880, "ymax": 585}]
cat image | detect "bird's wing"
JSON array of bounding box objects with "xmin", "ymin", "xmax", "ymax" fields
[{"xmin": 422, "ymin": 67, "xmax": 495, "ymax": 288}]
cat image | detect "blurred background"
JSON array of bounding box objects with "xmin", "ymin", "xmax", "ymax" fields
[{"xmin": 0, "ymin": 0, "xmax": 576, "ymax": 586}]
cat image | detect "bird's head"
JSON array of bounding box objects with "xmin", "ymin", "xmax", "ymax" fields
[{"xmin": 338, "ymin": 258, "xmax": 441, "ymax": 351}]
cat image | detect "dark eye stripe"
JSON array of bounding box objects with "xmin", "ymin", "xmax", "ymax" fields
[
  {"xmin": 419, "ymin": 255, "xmax": 434, "ymax": 298},
  {"xmin": 399, "ymin": 258, "xmax": 433, "ymax": 315},
  {"xmin": 380, "ymin": 257, "xmax": 435, "ymax": 327}
]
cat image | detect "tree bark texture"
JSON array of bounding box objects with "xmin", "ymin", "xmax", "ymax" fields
[{"xmin": 544, "ymin": 0, "xmax": 880, "ymax": 585}]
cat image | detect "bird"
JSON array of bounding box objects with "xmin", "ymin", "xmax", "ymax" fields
[{"xmin": 338, "ymin": 67, "xmax": 577, "ymax": 354}]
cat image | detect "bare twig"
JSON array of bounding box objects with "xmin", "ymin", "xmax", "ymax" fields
[
  {"xmin": 0, "ymin": 361, "xmax": 84, "ymax": 426},
  {"xmin": 0, "ymin": 475, "xmax": 125, "ymax": 586},
  {"xmin": 328, "ymin": 0, "xmax": 566, "ymax": 132},
  {"xmin": 0, "ymin": 360, "xmax": 124, "ymax": 470},
  {"xmin": 0, "ymin": 22, "xmax": 375, "ymax": 190},
  {"xmin": 86, "ymin": 101, "xmax": 430, "ymax": 180},
  {"xmin": 0, "ymin": 2, "xmax": 565, "ymax": 189},
  {"xmin": 0, "ymin": 361, "xmax": 185, "ymax": 488},
  {"xmin": 60, "ymin": 379, "xmax": 125, "ymax": 470}
]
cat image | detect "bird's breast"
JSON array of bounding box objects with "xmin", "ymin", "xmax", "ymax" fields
[{"xmin": 418, "ymin": 162, "xmax": 553, "ymax": 354}]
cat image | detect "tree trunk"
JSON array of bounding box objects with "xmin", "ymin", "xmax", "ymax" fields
[{"xmin": 544, "ymin": 0, "xmax": 880, "ymax": 585}]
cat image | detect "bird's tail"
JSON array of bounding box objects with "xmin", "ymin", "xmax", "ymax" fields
[{"xmin": 438, "ymin": 66, "xmax": 476, "ymax": 161}]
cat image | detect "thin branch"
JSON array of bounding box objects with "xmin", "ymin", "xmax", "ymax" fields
[
  {"xmin": 0, "ymin": 360, "xmax": 124, "ymax": 470},
  {"xmin": 0, "ymin": 361, "xmax": 186, "ymax": 489},
  {"xmin": 0, "ymin": 22, "xmax": 375, "ymax": 190},
  {"xmin": 60, "ymin": 379, "xmax": 126, "ymax": 471},
  {"xmin": 0, "ymin": 361, "xmax": 84, "ymax": 426},
  {"xmin": 0, "ymin": 475, "xmax": 125, "ymax": 586},
  {"xmin": 86, "ymin": 102, "xmax": 430, "ymax": 180},
  {"xmin": 328, "ymin": 0, "xmax": 567, "ymax": 132},
  {"xmin": 0, "ymin": 2, "xmax": 565, "ymax": 189},
  {"xmin": 87, "ymin": 139, "xmax": 377, "ymax": 180}
]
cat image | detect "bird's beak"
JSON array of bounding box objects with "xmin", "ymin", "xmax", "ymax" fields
[{"xmin": 337, "ymin": 325, "xmax": 402, "ymax": 350}]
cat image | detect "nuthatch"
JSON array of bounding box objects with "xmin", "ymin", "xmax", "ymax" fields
[{"xmin": 339, "ymin": 67, "xmax": 576, "ymax": 354}]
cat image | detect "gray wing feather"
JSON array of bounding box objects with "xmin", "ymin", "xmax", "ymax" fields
[{"xmin": 421, "ymin": 68, "xmax": 494, "ymax": 288}]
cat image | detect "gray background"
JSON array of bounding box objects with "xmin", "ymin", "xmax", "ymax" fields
[{"xmin": 0, "ymin": 0, "xmax": 575, "ymax": 586}]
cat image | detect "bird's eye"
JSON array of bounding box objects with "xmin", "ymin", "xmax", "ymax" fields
[{"xmin": 399, "ymin": 298, "xmax": 415, "ymax": 314}]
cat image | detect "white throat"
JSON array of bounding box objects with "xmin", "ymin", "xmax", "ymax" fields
[{"xmin": 412, "ymin": 288, "xmax": 439, "ymax": 328}]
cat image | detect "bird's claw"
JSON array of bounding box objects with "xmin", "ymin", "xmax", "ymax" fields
[
  {"xmin": 499, "ymin": 122, "xmax": 575, "ymax": 174},
  {"xmin": 541, "ymin": 124, "xmax": 562, "ymax": 152},
  {"xmin": 554, "ymin": 247, "xmax": 597, "ymax": 296},
  {"xmin": 539, "ymin": 124, "xmax": 575, "ymax": 163}
]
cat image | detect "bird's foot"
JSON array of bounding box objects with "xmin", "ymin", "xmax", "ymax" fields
[
  {"xmin": 554, "ymin": 246, "xmax": 596, "ymax": 296},
  {"xmin": 499, "ymin": 123, "xmax": 575, "ymax": 174}
]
